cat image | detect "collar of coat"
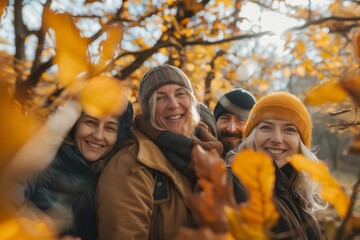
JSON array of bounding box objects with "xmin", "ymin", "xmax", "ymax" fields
[{"xmin": 129, "ymin": 129, "xmax": 192, "ymax": 198}]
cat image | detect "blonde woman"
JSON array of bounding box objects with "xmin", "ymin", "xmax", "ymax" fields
[
  {"xmin": 227, "ymin": 92, "xmax": 327, "ymax": 240},
  {"xmin": 96, "ymin": 65, "xmax": 224, "ymax": 240}
]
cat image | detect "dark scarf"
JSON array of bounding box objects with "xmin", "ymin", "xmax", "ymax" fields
[
  {"xmin": 134, "ymin": 115, "xmax": 223, "ymax": 180},
  {"xmin": 272, "ymin": 163, "xmax": 321, "ymax": 240}
]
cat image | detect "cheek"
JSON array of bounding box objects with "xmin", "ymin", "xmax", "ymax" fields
[
  {"xmin": 74, "ymin": 125, "xmax": 86, "ymax": 146},
  {"xmin": 107, "ymin": 133, "xmax": 118, "ymax": 147},
  {"xmin": 155, "ymin": 102, "xmax": 165, "ymax": 115},
  {"xmin": 254, "ymin": 132, "xmax": 265, "ymax": 146},
  {"xmin": 289, "ymin": 136, "xmax": 301, "ymax": 152}
]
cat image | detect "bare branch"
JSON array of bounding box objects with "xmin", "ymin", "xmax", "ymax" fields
[{"xmin": 285, "ymin": 16, "xmax": 360, "ymax": 33}]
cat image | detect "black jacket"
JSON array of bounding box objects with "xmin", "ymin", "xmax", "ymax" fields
[
  {"xmin": 271, "ymin": 163, "xmax": 322, "ymax": 240},
  {"xmin": 25, "ymin": 102, "xmax": 133, "ymax": 240}
]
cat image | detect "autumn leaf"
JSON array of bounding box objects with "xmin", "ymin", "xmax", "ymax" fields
[
  {"xmin": 0, "ymin": 86, "xmax": 36, "ymax": 171},
  {"xmin": 341, "ymin": 69, "xmax": 360, "ymax": 106},
  {"xmin": 352, "ymin": 27, "xmax": 360, "ymax": 65},
  {"xmin": 43, "ymin": 7, "xmax": 90, "ymax": 87},
  {"xmin": 289, "ymin": 154, "xmax": 351, "ymax": 218},
  {"xmin": 229, "ymin": 150, "xmax": 279, "ymax": 239},
  {"xmin": 0, "ymin": 0, "xmax": 7, "ymax": 18},
  {"xmin": 0, "ymin": 213, "xmax": 55, "ymax": 240},
  {"xmin": 346, "ymin": 133, "xmax": 360, "ymax": 154},
  {"xmin": 304, "ymin": 80, "xmax": 349, "ymax": 106},
  {"xmin": 95, "ymin": 23, "xmax": 123, "ymax": 73},
  {"xmin": 79, "ymin": 76, "xmax": 128, "ymax": 118}
]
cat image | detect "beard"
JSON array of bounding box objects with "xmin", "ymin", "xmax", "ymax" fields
[{"xmin": 219, "ymin": 131, "xmax": 242, "ymax": 154}]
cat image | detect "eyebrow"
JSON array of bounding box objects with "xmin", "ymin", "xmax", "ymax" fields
[
  {"xmin": 82, "ymin": 114, "xmax": 119, "ymax": 125},
  {"xmin": 157, "ymin": 87, "xmax": 184, "ymax": 95}
]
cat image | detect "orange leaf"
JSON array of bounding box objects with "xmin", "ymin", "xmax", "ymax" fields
[
  {"xmin": 0, "ymin": 88, "xmax": 36, "ymax": 170},
  {"xmin": 43, "ymin": 7, "xmax": 90, "ymax": 87},
  {"xmin": 230, "ymin": 150, "xmax": 278, "ymax": 237},
  {"xmin": 352, "ymin": 28, "xmax": 360, "ymax": 65},
  {"xmin": 289, "ymin": 154, "xmax": 351, "ymax": 218},
  {"xmin": 0, "ymin": 0, "xmax": 7, "ymax": 18},
  {"xmin": 304, "ymin": 80, "xmax": 348, "ymax": 106},
  {"xmin": 341, "ymin": 69, "xmax": 360, "ymax": 106},
  {"xmin": 79, "ymin": 76, "xmax": 128, "ymax": 118},
  {"xmin": 95, "ymin": 23, "xmax": 123, "ymax": 72}
]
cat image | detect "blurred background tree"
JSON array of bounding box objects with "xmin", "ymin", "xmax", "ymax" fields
[{"xmin": 1, "ymin": 0, "xmax": 360, "ymax": 173}]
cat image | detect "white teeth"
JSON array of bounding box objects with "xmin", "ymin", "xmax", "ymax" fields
[
  {"xmin": 166, "ymin": 114, "xmax": 182, "ymax": 120},
  {"xmin": 267, "ymin": 148, "xmax": 285, "ymax": 154},
  {"xmin": 87, "ymin": 142, "xmax": 103, "ymax": 148}
]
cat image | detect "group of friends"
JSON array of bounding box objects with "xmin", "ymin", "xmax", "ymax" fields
[{"xmin": 10, "ymin": 64, "xmax": 328, "ymax": 239}]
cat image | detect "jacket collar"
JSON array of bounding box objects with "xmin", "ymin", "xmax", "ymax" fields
[{"xmin": 130, "ymin": 129, "xmax": 192, "ymax": 198}]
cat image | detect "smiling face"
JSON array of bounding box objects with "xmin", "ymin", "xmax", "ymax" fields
[
  {"xmin": 74, "ymin": 114, "xmax": 119, "ymax": 162},
  {"xmin": 255, "ymin": 119, "xmax": 300, "ymax": 168},
  {"xmin": 216, "ymin": 113, "xmax": 246, "ymax": 153},
  {"xmin": 154, "ymin": 84, "xmax": 191, "ymax": 135}
]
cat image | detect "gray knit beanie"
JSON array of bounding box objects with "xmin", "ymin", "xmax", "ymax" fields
[
  {"xmin": 138, "ymin": 64, "xmax": 193, "ymax": 118},
  {"xmin": 214, "ymin": 88, "xmax": 256, "ymax": 121}
]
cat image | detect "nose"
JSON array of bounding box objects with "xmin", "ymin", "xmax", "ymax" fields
[
  {"xmin": 93, "ymin": 127, "xmax": 105, "ymax": 140},
  {"xmin": 270, "ymin": 128, "xmax": 282, "ymax": 144},
  {"xmin": 226, "ymin": 120, "xmax": 237, "ymax": 133},
  {"xmin": 168, "ymin": 95, "xmax": 180, "ymax": 109}
]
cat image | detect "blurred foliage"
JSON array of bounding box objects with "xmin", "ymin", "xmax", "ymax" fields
[
  {"xmin": 229, "ymin": 150, "xmax": 278, "ymax": 240},
  {"xmin": 1, "ymin": 0, "xmax": 360, "ymax": 239}
]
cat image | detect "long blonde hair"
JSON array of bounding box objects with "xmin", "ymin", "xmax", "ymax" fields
[
  {"xmin": 148, "ymin": 86, "xmax": 200, "ymax": 138},
  {"xmin": 226, "ymin": 125, "xmax": 327, "ymax": 214}
]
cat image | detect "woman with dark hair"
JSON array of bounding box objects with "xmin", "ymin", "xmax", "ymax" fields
[{"xmin": 15, "ymin": 100, "xmax": 133, "ymax": 240}]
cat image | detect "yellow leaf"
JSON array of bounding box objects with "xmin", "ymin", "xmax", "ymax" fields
[
  {"xmin": 230, "ymin": 150, "xmax": 278, "ymax": 237},
  {"xmin": 289, "ymin": 154, "xmax": 351, "ymax": 218},
  {"xmin": 0, "ymin": 87, "xmax": 36, "ymax": 170},
  {"xmin": 79, "ymin": 76, "xmax": 128, "ymax": 118},
  {"xmin": 225, "ymin": 206, "xmax": 266, "ymax": 240},
  {"xmin": 283, "ymin": 68, "xmax": 291, "ymax": 78},
  {"xmin": 295, "ymin": 65, "xmax": 306, "ymax": 77},
  {"xmin": 0, "ymin": 213, "xmax": 55, "ymax": 240},
  {"xmin": 95, "ymin": 23, "xmax": 123, "ymax": 72},
  {"xmin": 304, "ymin": 80, "xmax": 349, "ymax": 106},
  {"xmin": 294, "ymin": 41, "xmax": 306, "ymax": 57},
  {"xmin": 43, "ymin": 7, "xmax": 90, "ymax": 87}
]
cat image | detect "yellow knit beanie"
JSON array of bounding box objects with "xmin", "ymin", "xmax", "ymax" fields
[{"xmin": 243, "ymin": 92, "xmax": 312, "ymax": 147}]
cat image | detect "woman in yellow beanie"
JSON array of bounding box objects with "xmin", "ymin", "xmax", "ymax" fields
[{"xmin": 228, "ymin": 92, "xmax": 327, "ymax": 240}]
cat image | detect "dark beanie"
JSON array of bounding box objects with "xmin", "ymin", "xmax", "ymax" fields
[
  {"xmin": 213, "ymin": 88, "xmax": 256, "ymax": 120},
  {"xmin": 138, "ymin": 64, "xmax": 193, "ymax": 118},
  {"xmin": 197, "ymin": 103, "xmax": 218, "ymax": 138}
]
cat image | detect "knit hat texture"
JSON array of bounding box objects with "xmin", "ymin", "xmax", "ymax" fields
[
  {"xmin": 138, "ymin": 64, "xmax": 193, "ymax": 118},
  {"xmin": 214, "ymin": 88, "xmax": 256, "ymax": 120},
  {"xmin": 197, "ymin": 103, "xmax": 218, "ymax": 138},
  {"xmin": 243, "ymin": 92, "xmax": 312, "ymax": 147}
]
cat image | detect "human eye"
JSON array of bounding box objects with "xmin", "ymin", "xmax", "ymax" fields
[
  {"xmin": 237, "ymin": 118, "xmax": 246, "ymax": 124},
  {"xmin": 156, "ymin": 94, "xmax": 166, "ymax": 101},
  {"xmin": 285, "ymin": 126, "xmax": 298, "ymax": 133},
  {"xmin": 105, "ymin": 125, "xmax": 117, "ymax": 132},
  {"xmin": 219, "ymin": 116, "xmax": 229, "ymax": 122},
  {"xmin": 259, "ymin": 123, "xmax": 271, "ymax": 130},
  {"xmin": 176, "ymin": 90, "xmax": 187, "ymax": 97},
  {"xmin": 85, "ymin": 119, "xmax": 97, "ymax": 127}
]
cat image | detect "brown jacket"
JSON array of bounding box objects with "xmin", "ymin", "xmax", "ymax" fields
[{"xmin": 96, "ymin": 129, "xmax": 194, "ymax": 240}]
